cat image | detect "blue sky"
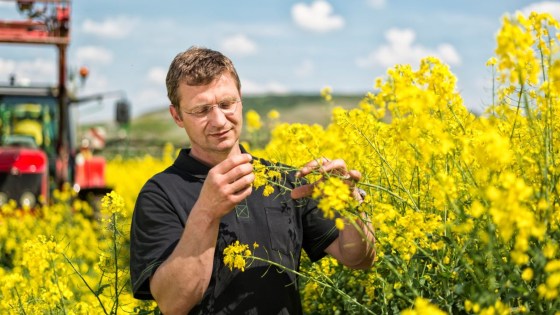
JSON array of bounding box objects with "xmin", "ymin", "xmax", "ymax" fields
[{"xmin": 1, "ymin": 0, "xmax": 559, "ymax": 123}]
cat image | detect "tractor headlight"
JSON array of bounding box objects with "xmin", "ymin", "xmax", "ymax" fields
[{"xmin": 20, "ymin": 192, "xmax": 37, "ymax": 209}]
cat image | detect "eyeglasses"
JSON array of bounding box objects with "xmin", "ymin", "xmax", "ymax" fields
[{"xmin": 183, "ymin": 99, "xmax": 241, "ymax": 118}]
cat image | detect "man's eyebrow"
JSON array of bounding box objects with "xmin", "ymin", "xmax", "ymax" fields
[{"xmin": 193, "ymin": 96, "xmax": 239, "ymax": 107}]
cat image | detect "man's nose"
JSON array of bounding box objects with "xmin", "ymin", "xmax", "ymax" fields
[{"xmin": 207, "ymin": 106, "xmax": 227, "ymax": 126}]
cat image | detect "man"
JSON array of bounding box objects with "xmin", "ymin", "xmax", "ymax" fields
[{"xmin": 130, "ymin": 46, "xmax": 375, "ymax": 315}]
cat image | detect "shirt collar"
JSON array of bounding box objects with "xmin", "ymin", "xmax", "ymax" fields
[{"xmin": 173, "ymin": 145, "xmax": 249, "ymax": 178}]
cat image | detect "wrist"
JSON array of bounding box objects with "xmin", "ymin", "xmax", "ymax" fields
[{"xmin": 191, "ymin": 203, "xmax": 221, "ymax": 227}]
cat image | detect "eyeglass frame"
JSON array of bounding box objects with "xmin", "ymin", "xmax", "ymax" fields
[{"xmin": 182, "ymin": 98, "xmax": 241, "ymax": 118}]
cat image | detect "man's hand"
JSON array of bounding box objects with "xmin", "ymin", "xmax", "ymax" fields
[
  {"xmin": 197, "ymin": 153, "xmax": 255, "ymax": 219},
  {"xmin": 291, "ymin": 157, "xmax": 375, "ymax": 269},
  {"xmin": 291, "ymin": 157, "xmax": 362, "ymax": 199}
]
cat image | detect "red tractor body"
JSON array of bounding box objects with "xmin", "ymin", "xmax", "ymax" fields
[
  {"xmin": 0, "ymin": 1, "xmax": 125, "ymax": 209},
  {"xmin": 0, "ymin": 147, "xmax": 48, "ymax": 207}
]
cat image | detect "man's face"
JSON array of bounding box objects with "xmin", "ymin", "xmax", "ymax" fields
[{"xmin": 170, "ymin": 73, "xmax": 243, "ymax": 161}]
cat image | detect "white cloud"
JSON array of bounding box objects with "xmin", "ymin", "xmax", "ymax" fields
[
  {"xmin": 0, "ymin": 59, "xmax": 16, "ymax": 76},
  {"xmin": 367, "ymin": 0, "xmax": 386, "ymax": 10},
  {"xmin": 220, "ymin": 34, "xmax": 258, "ymax": 56},
  {"xmin": 437, "ymin": 43, "xmax": 461, "ymax": 65},
  {"xmin": 0, "ymin": 58, "xmax": 55, "ymax": 85},
  {"xmin": 292, "ymin": 0, "xmax": 345, "ymax": 33},
  {"xmin": 82, "ymin": 16, "xmax": 138, "ymax": 39},
  {"xmin": 147, "ymin": 67, "xmax": 167, "ymax": 85},
  {"xmin": 294, "ymin": 59, "xmax": 314, "ymax": 77},
  {"xmin": 135, "ymin": 88, "xmax": 169, "ymax": 113},
  {"xmin": 75, "ymin": 46, "xmax": 113, "ymax": 65},
  {"xmin": 356, "ymin": 28, "xmax": 462, "ymax": 69},
  {"xmin": 242, "ymin": 79, "xmax": 289, "ymax": 95},
  {"xmin": 520, "ymin": 1, "xmax": 560, "ymax": 20},
  {"xmin": 79, "ymin": 73, "xmax": 109, "ymax": 94}
]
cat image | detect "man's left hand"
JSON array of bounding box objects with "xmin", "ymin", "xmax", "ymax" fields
[{"xmin": 291, "ymin": 157, "xmax": 361, "ymax": 199}]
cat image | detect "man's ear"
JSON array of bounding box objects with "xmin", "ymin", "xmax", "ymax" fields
[{"xmin": 169, "ymin": 105, "xmax": 183, "ymax": 127}]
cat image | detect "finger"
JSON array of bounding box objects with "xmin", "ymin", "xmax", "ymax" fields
[
  {"xmin": 215, "ymin": 153, "xmax": 253, "ymax": 174},
  {"xmin": 231, "ymin": 173, "xmax": 255, "ymax": 196},
  {"xmin": 225, "ymin": 169, "xmax": 255, "ymax": 196},
  {"xmin": 348, "ymin": 169, "xmax": 362, "ymax": 182},
  {"xmin": 318, "ymin": 159, "xmax": 348, "ymax": 176},
  {"xmin": 224, "ymin": 161, "xmax": 254, "ymax": 184},
  {"xmin": 296, "ymin": 157, "xmax": 330, "ymax": 178},
  {"xmin": 340, "ymin": 169, "xmax": 362, "ymax": 191},
  {"xmin": 290, "ymin": 183, "xmax": 317, "ymax": 199}
]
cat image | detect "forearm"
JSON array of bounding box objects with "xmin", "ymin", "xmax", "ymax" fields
[
  {"xmin": 150, "ymin": 206, "xmax": 220, "ymax": 314},
  {"xmin": 337, "ymin": 214, "xmax": 376, "ymax": 269}
]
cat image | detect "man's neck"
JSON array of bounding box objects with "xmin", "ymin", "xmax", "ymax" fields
[{"xmin": 189, "ymin": 144, "xmax": 242, "ymax": 167}]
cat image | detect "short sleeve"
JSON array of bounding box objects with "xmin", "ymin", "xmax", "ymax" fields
[
  {"xmin": 129, "ymin": 179, "xmax": 185, "ymax": 300},
  {"xmin": 300, "ymin": 194, "xmax": 339, "ymax": 262}
]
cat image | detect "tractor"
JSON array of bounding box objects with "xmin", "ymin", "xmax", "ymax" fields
[{"xmin": 0, "ymin": 0, "xmax": 130, "ymax": 209}]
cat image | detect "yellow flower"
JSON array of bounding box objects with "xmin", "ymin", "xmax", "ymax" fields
[
  {"xmin": 401, "ymin": 297, "xmax": 447, "ymax": 315},
  {"xmin": 312, "ymin": 177, "xmax": 357, "ymax": 220},
  {"xmin": 101, "ymin": 191, "xmax": 125, "ymax": 216},
  {"xmin": 521, "ymin": 268, "xmax": 533, "ymax": 281},
  {"xmin": 320, "ymin": 86, "xmax": 332, "ymax": 102},
  {"xmin": 251, "ymin": 159, "xmax": 282, "ymax": 196},
  {"xmin": 267, "ymin": 109, "xmax": 280, "ymax": 120},
  {"xmin": 263, "ymin": 185, "xmax": 275, "ymax": 197},
  {"xmin": 334, "ymin": 218, "xmax": 345, "ymax": 230},
  {"xmin": 245, "ymin": 110, "xmax": 262, "ymax": 133},
  {"xmin": 486, "ymin": 57, "xmax": 497, "ymax": 66},
  {"xmin": 223, "ymin": 240, "xmax": 252, "ymax": 272}
]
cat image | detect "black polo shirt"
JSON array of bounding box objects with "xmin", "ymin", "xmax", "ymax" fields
[{"xmin": 130, "ymin": 147, "xmax": 338, "ymax": 314}]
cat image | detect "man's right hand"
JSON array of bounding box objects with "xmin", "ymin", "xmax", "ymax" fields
[{"xmin": 196, "ymin": 153, "xmax": 255, "ymax": 219}]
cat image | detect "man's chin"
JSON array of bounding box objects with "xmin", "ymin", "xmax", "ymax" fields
[{"xmin": 210, "ymin": 138, "xmax": 238, "ymax": 152}]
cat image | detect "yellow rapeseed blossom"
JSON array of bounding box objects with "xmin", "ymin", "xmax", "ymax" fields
[
  {"xmin": 267, "ymin": 109, "xmax": 280, "ymax": 120},
  {"xmin": 401, "ymin": 297, "xmax": 447, "ymax": 315},
  {"xmin": 223, "ymin": 240, "xmax": 253, "ymax": 272},
  {"xmin": 335, "ymin": 218, "xmax": 345, "ymax": 230},
  {"xmin": 522, "ymin": 268, "xmax": 534, "ymax": 281},
  {"xmin": 252, "ymin": 159, "xmax": 282, "ymax": 196},
  {"xmin": 101, "ymin": 190, "xmax": 125, "ymax": 216},
  {"xmin": 245, "ymin": 109, "xmax": 262, "ymax": 133},
  {"xmin": 312, "ymin": 177, "xmax": 357, "ymax": 220},
  {"xmin": 320, "ymin": 86, "xmax": 332, "ymax": 102}
]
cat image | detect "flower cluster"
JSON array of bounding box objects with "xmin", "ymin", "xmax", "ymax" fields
[
  {"xmin": 223, "ymin": 240, "xmax": 254, "ymax": 272},
  {"xmin": 311, "ymin": 176, "xmax": 358, "ymax": 223},
  {"xmin": 401, "ymin": 298, "xmax": 446, "ymax": 315},
  {"xmin": 254, "ymin": 11, "xmax": 560, "ymax": 314},
  {"xmin": 252, "ymin": 159, "xmax": 282, "ymax": 196},
  {"xmin": 245, "ymin": 109, "xmax": 262, "ymax": 133}
]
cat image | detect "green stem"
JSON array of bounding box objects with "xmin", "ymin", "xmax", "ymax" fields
[
  {"xmin": 112, "ymin": 213, "xmax": 119, "ymax": 315},
  {"xmin": 509, "ymin": 81, "xmax": 524, "ymax": 142},
  {"xmin": 359, "ymin": 182, "xmax": 414, "ymax": 208},
  {"xmin": 62, "ymin": 253, "xmax": 109, "ymax": 315},
  {"xmin": 248, "ymin": 255, "xmax": 376, "ymax": 314},
  {"xmin": 14, "ymin": 287, "xmax": 27, "ymax": 315}
]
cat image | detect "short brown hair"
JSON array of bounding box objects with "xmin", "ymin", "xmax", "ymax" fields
[{"xmin": 166, "ymin": 46, "xmax": 241, "ymax": 111}]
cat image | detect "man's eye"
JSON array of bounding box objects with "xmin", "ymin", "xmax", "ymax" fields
[
  {"xmin": 219, "ymin": 101, "xmax": 235, "ymax": 109},
  {"xmin": 192, "ymin": 106, "xmax": 211, "ymax": 115}
]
